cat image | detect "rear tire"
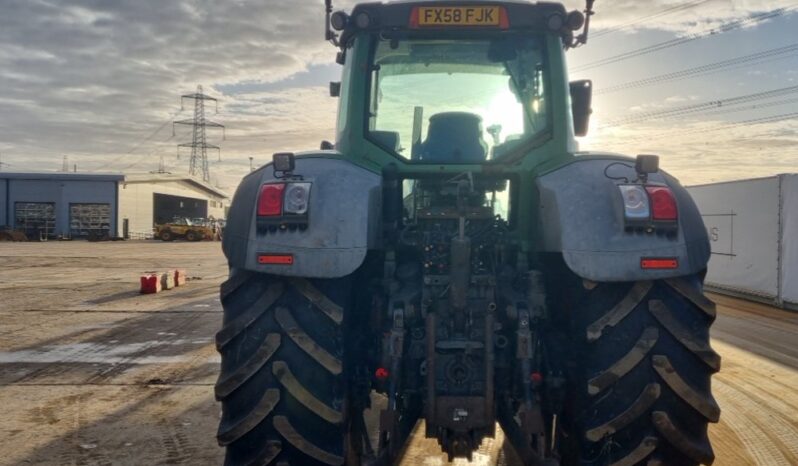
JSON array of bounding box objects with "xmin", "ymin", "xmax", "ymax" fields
[
  {"xmin": 565, "ymin": 274, "xmax": 720, "ymax": 466},
  {"xmin": 186, "ymin": 230, "xmax": 198, "ymax": 242},
  {"xmin": 216, "ymin": 269, "xmax": 351, "ymax": 466},
  {"xmin": 159, "ymin": 230, "xmax": 173, "ymax": 241}
]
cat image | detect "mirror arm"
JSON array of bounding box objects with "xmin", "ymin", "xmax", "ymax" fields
[
  {"xmin": 574, "ymin": 0, "xmax": 596, "ymax": 47},
  {"xmin": 325, "ymin": 0, "xmax": 340, "ymax": 46}
]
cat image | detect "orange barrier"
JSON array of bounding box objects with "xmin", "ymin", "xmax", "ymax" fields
[
  {"xmin": 161, "ymin": 270, "xmax": 176, "ymax": 290},
  {"xmin": 174, "ymin": 269, "xmax": 187, "ymax": 286},
  {"xmin": 140, "ymin": 273, "xmax": 162, "ymax": 294}
]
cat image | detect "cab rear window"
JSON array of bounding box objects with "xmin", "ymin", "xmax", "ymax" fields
[{"xmin": 366, "ymin": 36, "xmax": 550, "ymax": 163}]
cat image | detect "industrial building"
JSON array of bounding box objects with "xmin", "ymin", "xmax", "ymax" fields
[{"xmin": 0, "ymin": 172, "xmax": 228, "ymax": 240}]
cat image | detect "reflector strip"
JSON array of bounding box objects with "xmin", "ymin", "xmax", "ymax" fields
[
  {"xmin": 258, "ymin": 254, "xmax": 294, "ymax": 265},
  {"xmin": 641, "ymin": 258, "xmax": 678, "ymax": 270}
]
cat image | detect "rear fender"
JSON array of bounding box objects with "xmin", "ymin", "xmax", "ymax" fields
[
  {"xmin": 536, "ymin": 155, "xmax": 710, "ymax": 281},
  {"xmin": 223, "ymin": 153, "xmax": 381, "ymax": 278}
]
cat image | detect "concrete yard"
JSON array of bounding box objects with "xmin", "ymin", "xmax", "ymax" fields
[{"xmin": 0, "ymin": 241, "xmax": 796, "ymax": 465}]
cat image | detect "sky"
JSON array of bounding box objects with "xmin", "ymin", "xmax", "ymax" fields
[{"xmin": 0, "ymin": 0, "xmax": 796, "ymax": 191}]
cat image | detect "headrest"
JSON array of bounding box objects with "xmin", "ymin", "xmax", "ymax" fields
[{"xmin": 421, "ymin": 112, "xmax": 486, "ymax": 163}]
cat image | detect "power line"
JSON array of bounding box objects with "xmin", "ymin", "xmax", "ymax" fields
[
  {"xmin": 92, "ymin": 109, "xmax": 183, "ymax": 172},
  {"xmin": 597, "ymin": 110, "xmax": 798, "ymax": 145},
  {"xmin": 697, "ymin": 96, "xmax": 798, "ymax": 118},
  {"xmin": 572, "ymin": 6, "xmax": 796, "ymax": 73},
  {"xmin": 600, "ymin": 84, "xmax": 798, "ymax": 127},
  {"xmin": 595, "ymin": 43, "xmax": 798, "ymax": 95},
  {"xmin": 592, "ymin": 0, "xmax": 714, "ymax": 38},
  {"xmin": 110, "ymin": 123, "xmax": 199, "ymax": 173}
]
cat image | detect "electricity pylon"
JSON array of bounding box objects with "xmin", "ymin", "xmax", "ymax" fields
[{"xmin": 173, "ymin": 85, "xmax": 225, "ymax": 182}]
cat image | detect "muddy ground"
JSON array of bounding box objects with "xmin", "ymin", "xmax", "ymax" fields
[{"xmin": 0, "ymin": 241, "xmax": 796, "ymax": 465}]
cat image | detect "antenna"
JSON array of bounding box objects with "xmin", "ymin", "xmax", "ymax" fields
[
  {"xmin": 575, "ymin": 0, "xmax": 596, "ymax": 47},
  {"xmin": 62, "ymin": 155, "xmax": 69, "ymax": 172},
  {"xmin": 325, "ymin": 0, "xmax": 340, "ymax": 46},
  {"xmin": 173, "ymin": 85, "xmax": 225, "ymax": 182}
]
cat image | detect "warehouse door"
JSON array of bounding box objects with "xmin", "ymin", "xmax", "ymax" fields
[
  {"xmin": 69, "ymin": 203, "xmax": 111, "ymax": 238},
  {"xmin": 153, "ymin": 193, "xmax": 208, "ymax": 225},
  {"xmin": 14, "ymin": 202, "xmax": 55, "ymax": 239}
]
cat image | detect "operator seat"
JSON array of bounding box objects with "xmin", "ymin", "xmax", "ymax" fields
[{"xmin": 420, "ymin": 112, "xmax": 488, "ymax": 163}]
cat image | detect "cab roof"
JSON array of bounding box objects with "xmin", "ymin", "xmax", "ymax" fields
[{"xmin": 339, "ymin": 1, "xmax": 572, "ymax": 46}]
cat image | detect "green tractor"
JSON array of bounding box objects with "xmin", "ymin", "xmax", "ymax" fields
[{"xmin": 216, "ymin": 1, "xmax": 720, "ymax": 465}]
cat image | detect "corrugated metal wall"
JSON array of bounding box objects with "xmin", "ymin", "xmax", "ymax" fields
[
  {"xmin": 1, "ymin": 178, "xmax": 117, "ymax": 238},
  {"xmin": 0, "ymin": 179, "xmax": 7, "ymax": 227},
  {"xmin": 118, "ymin": 180, "xmax": 226, "ymax": 238}
]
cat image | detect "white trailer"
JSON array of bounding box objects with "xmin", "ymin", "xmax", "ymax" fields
[{"xmin": 687, "ymin": 174, "xmax": 798, "ymax": 310}]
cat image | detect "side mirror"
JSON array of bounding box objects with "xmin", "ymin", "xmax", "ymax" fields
[
  {"xmin": 570, "ymin": 79, "xmax": 592, "ymax": 136},
  {"xmin": 320, "ymin": 140, "xmax": 334, "ymax": 150},
  {"xmin": 329, "ymin": 81, "xmax": 341, "ymax": 97}
]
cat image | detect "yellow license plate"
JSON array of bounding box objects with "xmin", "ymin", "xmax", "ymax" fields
[{"xmin": 417, "ymin": 6, "xmax": 501, "ymax": 27}]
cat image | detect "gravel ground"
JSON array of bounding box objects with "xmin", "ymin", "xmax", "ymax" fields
[{"xmin": 0, "ymin": 241, "xmax": 795, "ymax": 465}]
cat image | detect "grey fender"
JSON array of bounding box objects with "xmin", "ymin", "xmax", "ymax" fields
[
  {"xmin": 536, "ymin": 155, "xmax": 710, "ymax": 282},
  {"xmin": 222, "ymin": 153, "xmax": 382, "ymax": 278}
]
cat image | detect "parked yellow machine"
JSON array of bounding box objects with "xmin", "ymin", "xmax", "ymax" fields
[{"xmin": 154, "ymin": 218, "xmax": 213, "ymax": 241}]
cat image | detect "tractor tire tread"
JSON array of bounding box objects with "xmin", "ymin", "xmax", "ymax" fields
[
  {"xmin": 215, "ymin": 333, "xmax": 281, "ymax": 400},
  {"xmin": 272, "ymin": 360, "xmax": 343, "ymax": 424},
  {"xmin": 276, "ymin": 306, "xmax": 342, "ymax": 375},
  {"xmin": 216, "ymin": 270, "xmax": 349, "ymax": 466},
  {"xmin": 216, "ymin": 281, "xmax": 284, "ymax": 350},
  {"xmin": 588, "ymin": 326, "xmax": 659, "ymax": 395},
  {"xmin": 568, "ymin": 274, "xmax": 718, "ymax": 466},
  {"xmin": 273, "ymin": 416, "xmax": 344, "ymax": 466}
]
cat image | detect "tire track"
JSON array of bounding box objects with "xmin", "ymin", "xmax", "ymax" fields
[
  {"xmin": 716, "ymin": 373, "xmax": 798, "ymax": 420},
  {"xmin": 715, "ymin": 377, "xmax": 798, "ymax": 461},
  {"xmin": 713, "ymin": 380, "xmax": 792, "ymax": 466}
]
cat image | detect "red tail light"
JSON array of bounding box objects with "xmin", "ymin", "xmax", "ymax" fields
[
  {"xmin": 645, "ymin": 186, "xmax": 678, "ymax": 221},
  {"xmin": 258, "ymin": 183, "xmax": 285, "ymax": 216},
  {"xmin": 375, "ymin": 367, "xmax": 390, "ymax": 381}
]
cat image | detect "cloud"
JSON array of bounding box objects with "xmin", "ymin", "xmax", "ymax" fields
[
  {"xmin": 0, "ymin": 0, "xmax": 351, "ymax": 185},
  {"xmin": 560, "ymin": 0, "xmax": 790, "ymax": 34},
  {"xmin": 584, "ymin": 116, "xmax": 798, "ymax": 185},
  {"xmin": 0, "ymin": 0, "xmax": 793, "ymax": 189}
]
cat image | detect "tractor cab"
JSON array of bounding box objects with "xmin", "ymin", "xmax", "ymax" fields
[{"xmin": 328, "ymin": 1, "xmax": 592, "ymax": 170}]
